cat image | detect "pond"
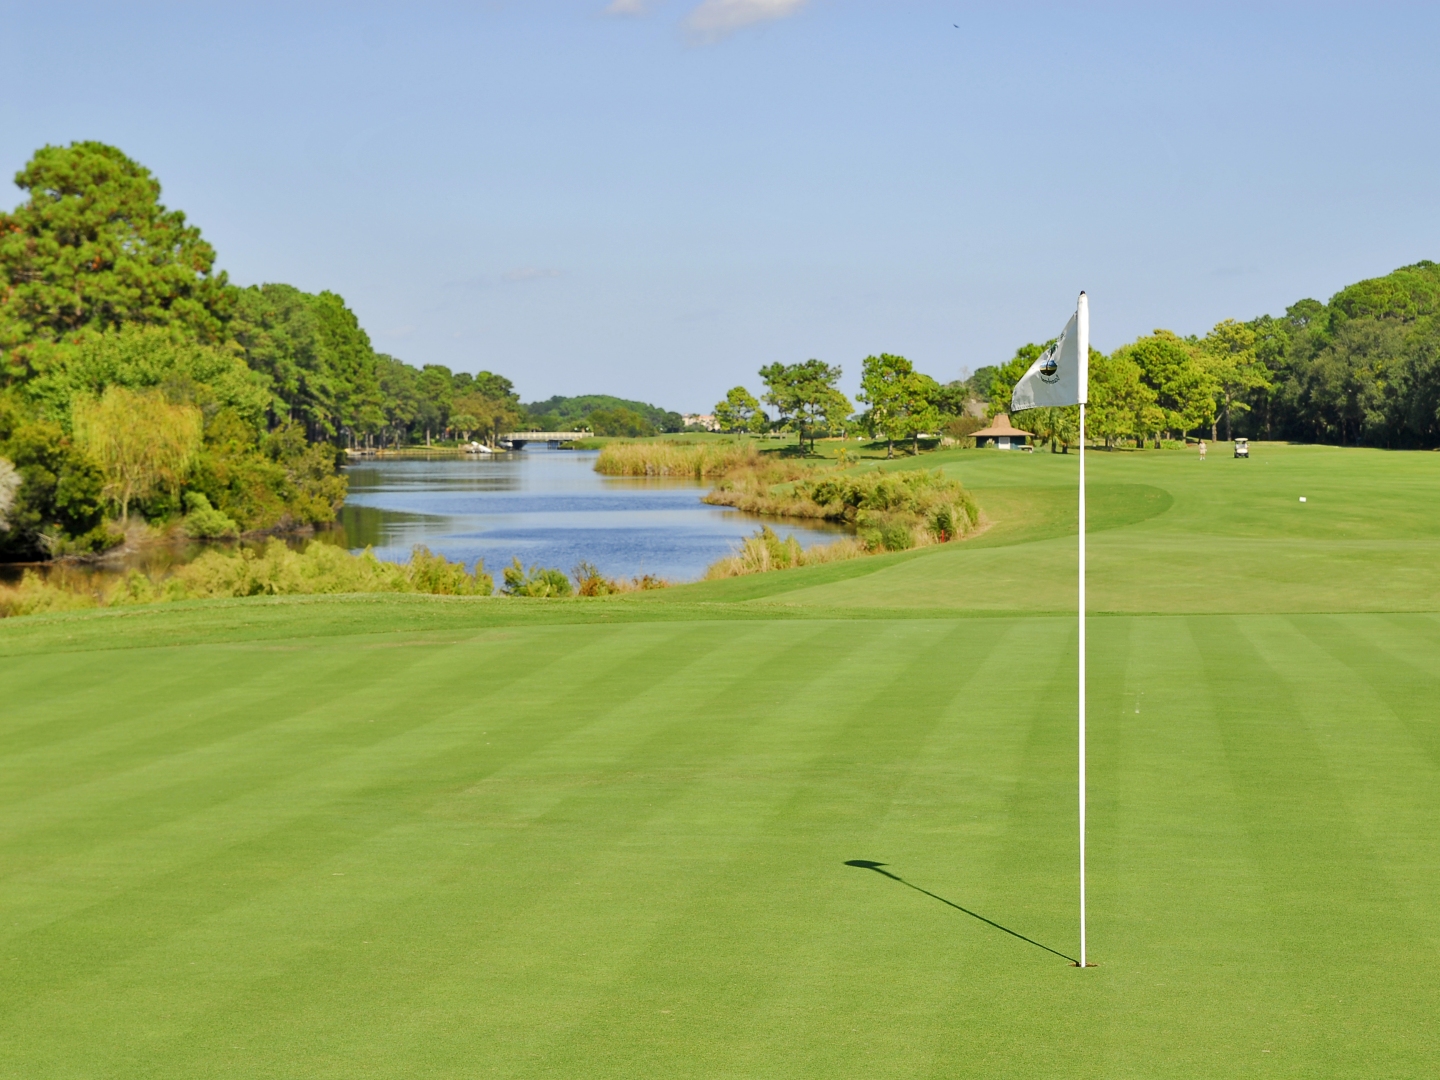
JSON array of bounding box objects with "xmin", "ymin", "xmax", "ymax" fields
[
  {"xmin": 327, "ymin": 448, "xmax": 846, "ymax": 583},
  {"xmin": 0, "ymin": 448, "xmax": 848, "ymax": 588}
]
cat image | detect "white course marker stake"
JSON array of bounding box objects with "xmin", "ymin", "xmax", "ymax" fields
[{"xmin": 1076, "ymin": 292, "xmax": 1089, "ymax": 969}]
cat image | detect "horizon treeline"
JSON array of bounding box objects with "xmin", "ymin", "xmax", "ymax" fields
[
  {"xmin": 973, "ymin": 261, "xmax": 1440, "ymax": 450},
  {"xmin": 524, "ymin": 394, "xmax": 686, "ymax": 438}
]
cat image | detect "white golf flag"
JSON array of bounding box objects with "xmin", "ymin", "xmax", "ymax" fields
[{"xmin": 1011, "ymin": 293, "xmax": 1089, "ymax": 411}]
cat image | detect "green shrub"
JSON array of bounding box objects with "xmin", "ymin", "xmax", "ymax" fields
[
  {"xmin": 861, "ymin": 514, "xmax": 915, "ymax": 552},
  {"xmin": 573, "ymin": 561, "xmax": 617, "ymax": 596},
  {"xmin": 0, "ymin": 569, "xmax": 99, "ymax": 617},
  {"xmin": 181, "ymin": 492, "xmax": 240, "ymax": 539},
  {"xmin": 570, "ymin": 561, "xmax": 670, "ymax": 594},
  {"xmin": 408, "ymin": 546, "xmax": 493, "ymax": 596},
  {"xmin": 502, "ymin": 558, "xmax": 573, "ymax": 597},
  {"xmin": 189, "ymin": 414, "xmax": 347, "ymax": 531},
  {"xmin": 106, "ymin": 570, "xmax": 161, "ymax": 606},
  {"xmin": 165, "ymin": 540, "xmax": 491, "ymax": 599}
]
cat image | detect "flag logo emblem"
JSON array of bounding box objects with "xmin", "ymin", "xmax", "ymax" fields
[{"xmin": 1039, "ymin": 349, "xmax": 1060, "ymax": 384}]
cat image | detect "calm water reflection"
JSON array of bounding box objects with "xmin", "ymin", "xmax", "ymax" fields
[{"xmin": 331, "ymin": 449, "xmax": 846, "ymax": 582}]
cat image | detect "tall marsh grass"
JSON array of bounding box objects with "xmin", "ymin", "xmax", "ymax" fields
[
  {"xmin": 594, "ymin": 440, "xmax": 761, "ymax": 478},
  {"xmin": 705, "ymin": 527, "xmax": 868, "ymax": 579}
]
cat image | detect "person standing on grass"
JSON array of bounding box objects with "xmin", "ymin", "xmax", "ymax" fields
[{"xmin": 1198, "ymin": 440, "xmax": 1207, "ymax": 460}]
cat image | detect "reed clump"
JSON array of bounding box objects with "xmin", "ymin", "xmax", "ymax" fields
[
  {"xmin": 0, "ymin": 540, "xmax": 493, "ymax": 617},
  {"xmin": 594, "ymin": 440, "xmax": 761, "ymax": 478},
  {"xmin": 705, "ymin": 527, "xmax": 869, "ymax": 579}
]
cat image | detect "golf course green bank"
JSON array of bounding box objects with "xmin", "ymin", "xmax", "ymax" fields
[{"xmin": 3, "ymin": 443, "xmax": 1438, "ymax": 1077}]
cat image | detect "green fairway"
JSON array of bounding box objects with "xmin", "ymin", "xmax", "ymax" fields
[{"xmin": 3, "ymin": 444, "xmax": 1439, "ymax": 1077}]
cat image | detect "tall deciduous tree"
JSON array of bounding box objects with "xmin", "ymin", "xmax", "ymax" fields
[
  {"xmin": 759, "ymin": 359, "xmax": 850, "ymax": 454},
  {"xmin": 416, "ymin": 364, "xmax": 455, "ymax": 443},
  {"xmin": 376, "ymin": 355, "xmax": 419, "ymax": 448},
  {"xmin": 856, "ymin": 353, "xmax": 912, "ymax": 457},
  {"xmin": 452, "ymin": 387, "xmax": 523, "ymax": 446},
  {"xmin": 714, "ymin": 386, "xmax": 763, "ymax": 433},
  {"xmin": 1088, "ymin": 353, "xmax": 1160, "ymax": 447},
  {"xmin": 1199, "ymin": 318, "xmax": 1271, "ymax": 440},
  {"xmin": 0, "ymin": 142, "xmax": 232, "ymax": 355},
  {"xmin": 905, "ymin": 372, "xmax": 943, "ymax": 455},
  {"xmin": 1115, "ymin": 331, "xmax": 1216, "ymax": 439}
]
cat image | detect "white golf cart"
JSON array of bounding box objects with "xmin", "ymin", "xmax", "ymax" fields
[{"xmin": 1234, "ymin": 438, "xmax": 1249, "ymax": 458}]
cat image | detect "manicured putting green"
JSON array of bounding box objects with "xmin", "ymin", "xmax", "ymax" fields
[{"xmin": 2, "ymin": 444, "xmax": 1438, "ymax": 1077}]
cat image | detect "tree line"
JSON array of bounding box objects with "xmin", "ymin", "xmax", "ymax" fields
[
  {"xmin": 525, "ymin": 395, "xmax": 685, "ymax": 438},
  {"xmin": 717, "ymin": 260, "xmax": 1440, "ymax": 454},
  {"xmin": 0, "ymin": 142, "xmax": 532, "ymax": 558}
]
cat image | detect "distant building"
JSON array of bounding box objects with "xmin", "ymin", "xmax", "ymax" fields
[
  {"xmin": 970, "ymin": 414, "xmax": 1033, "ymax": 449},
  {"xmin": 683, "ymin": 413, "xmax": 721, "ymax": 431}
]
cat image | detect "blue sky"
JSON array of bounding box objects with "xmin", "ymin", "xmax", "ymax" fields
[{"xmin": 3, "ymin": 1, "xmax": 1437, "ymax": 409}]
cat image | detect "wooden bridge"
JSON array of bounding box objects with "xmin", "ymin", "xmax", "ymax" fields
[{"xmin": 499, "ymin": 430, "xmax": 591, "ymax": 449}]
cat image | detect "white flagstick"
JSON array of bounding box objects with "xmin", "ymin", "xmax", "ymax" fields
[{"xmin": 1076, "ymin": 292, "xmax": 1089, "ymax": 968}]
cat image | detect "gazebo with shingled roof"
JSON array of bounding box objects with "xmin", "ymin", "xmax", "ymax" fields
[{"xmin": 970, "ymin": 413, "xmax": 1033, "ymax": 449}]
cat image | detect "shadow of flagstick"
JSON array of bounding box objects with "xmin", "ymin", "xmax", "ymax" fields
[{"xmin": 845, "ymin": 860, "xmax": 1079, "ymax": 965}]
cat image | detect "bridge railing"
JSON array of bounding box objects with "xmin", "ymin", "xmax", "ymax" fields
[{"xmin": 499, "ymin": 431, "xmax": 591, "ymax": 441}]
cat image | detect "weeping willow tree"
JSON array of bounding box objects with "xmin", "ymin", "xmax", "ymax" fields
[{"xmin": 72, "ymin": 387, "xmax": 201, "ymax": 522}]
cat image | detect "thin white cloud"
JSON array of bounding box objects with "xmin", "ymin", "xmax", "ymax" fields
[
  {"xmin": 502, "ymin": 268, "xmax": 563, "ymax": 282},
  {"xmin": 604, "ymin": 0, "xmax": 657, "ymax": 15},
  {"xmin": 684, "ymin": 0, "xmax": 807, "ymax": 40}
]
